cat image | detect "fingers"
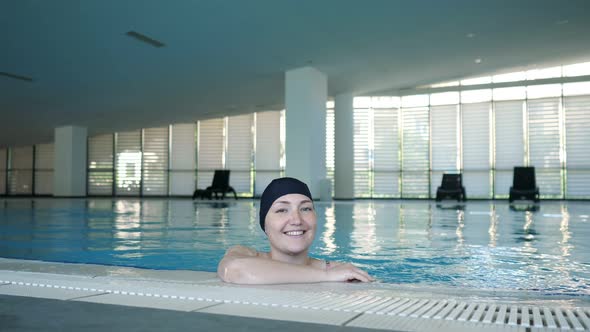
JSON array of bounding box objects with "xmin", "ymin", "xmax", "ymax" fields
[{"xmin": 345, "ymin": 267, "xmax": 373, "ymax": 283}]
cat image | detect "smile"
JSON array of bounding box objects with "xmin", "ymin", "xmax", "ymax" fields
[{"xmin": 284, "ymin": 230, "xmax": 305, "ymax": 236}]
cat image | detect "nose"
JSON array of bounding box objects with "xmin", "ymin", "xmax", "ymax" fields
[{"xmin": 289, "ymin": 209, "xmax": 303, "ymax": 225}]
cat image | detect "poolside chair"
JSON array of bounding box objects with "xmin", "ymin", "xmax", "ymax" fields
[
  {"xmin": 435, "ymin": 173, "xmax": 466, "ymax": 202},
  {"xmin": 509, "ymin": 166, "xmax": 540, "ymax": 203},
  {"xmin": 206, "ymin": 170, "xmax": 238, "ymax": 200}
]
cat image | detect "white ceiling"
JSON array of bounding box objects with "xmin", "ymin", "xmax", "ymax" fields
[{"xmin": 2, "ymin": 0, "xmax": 590, "ymax": 147}]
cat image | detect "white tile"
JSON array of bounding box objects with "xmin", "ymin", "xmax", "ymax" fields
[
  {"xmin": 198, "ymin": 302, "xmax": 357, "ymax": 326},
  {"xmin": 75, "ymin": 293, "xmax": 217, "ymax": 312},
  {"xmin": 0, "ymin": 284, "xmax": 104, "ymax": 300}
]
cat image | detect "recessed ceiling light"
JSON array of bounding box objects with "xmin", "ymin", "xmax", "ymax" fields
[
  {"xmin": 466, "ymin": 33, "xmax": 476, "ymax": 38},
  {"xmin": 555, "ymin": 19, "xmax": 569, "ymax": 25},
  {"xmin": 474, "ymin": 58, "xmax": 483, "ymax": 64}
]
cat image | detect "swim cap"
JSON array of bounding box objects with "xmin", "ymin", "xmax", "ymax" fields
[{"xmin": 259, "ymin": 177, "xmax": 313, "ymax": 232}]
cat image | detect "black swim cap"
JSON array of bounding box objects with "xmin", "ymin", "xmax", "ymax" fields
[{"xmin": 259, "ymin": 177, "xmax": 313, "ymax": 232}]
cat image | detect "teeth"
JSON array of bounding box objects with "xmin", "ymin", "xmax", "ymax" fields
[{"xmin": 284, "ymin": 230, "xmax": 304, "ymax": 236}]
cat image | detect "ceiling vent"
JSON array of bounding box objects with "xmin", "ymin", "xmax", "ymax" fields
[
  {"xmin": 0, "ymin": 72, "xmax": 33, "ymax": 82},
  {"xmin": 125, "ymin": 31, "xmax": 165, "ymax": 48}
]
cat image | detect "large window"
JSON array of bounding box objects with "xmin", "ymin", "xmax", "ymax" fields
[
  {"xmin": 142, "ymin": 127, "xmax": 169, "ymax": 196},
  {"xmin": 352, "ymin": 97, "xmax": 401, "ymax": 198},
  {"xmin": 34, "ymin": 143, "xmax": 54, "ymax": 195},
  {"xmin": 115, "ymin": 131, "xmax": 142, "ymax": 196},
  {"xmin": 255, "ymin": 111, "xmax": 282, "ymax": 195},
  {"xmin": 564, "ymin": 95, "xmax": 590, "ymax": 198},
  {"xmin": 226, "ymin": 114, "xmax": 254, "ymax": 196},
  {"xmin": 88, "ymin": 134, "xmax": 114, "ymax": 195},
  {"xmin": 8, "ymin": 146, "xmax": 33, "ymax": 195},
  {"xmin": 401, "ymin": 103, "xmax": 430, "ymax": 198},
  {"xmin": 0, "ymin": 149, "xmax": 7, "ymax": 195},
  {"xmin": 80, "ymin": 111, "xmax": 283, "ymax": 198},
  {"xmin": 169, "ymin": 123, "xmax": 196, "ymax": 196},
  {"xmin": 348, "ymin": 77, "xmax": 590, "ymax": 199}
]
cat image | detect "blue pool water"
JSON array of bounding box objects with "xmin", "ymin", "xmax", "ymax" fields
[{"xmin": 0, "ymin": 199, "xmax": 589, "ymax": 298}]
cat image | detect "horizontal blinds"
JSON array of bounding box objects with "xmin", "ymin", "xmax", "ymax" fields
[
  {"xmin": 116, "ymin": 131, "xmax": 141, "ymax": 196},
  {"xmin": 88, "ymin": 134, "xmax": 114, "ymax": 195},
  {"xmin": 527, "ymin": 98, "xmax": 562, "ymax": 197},
  {"xmin": 494, "ymin": 100, "xmax": 524, "ymax": 197},
  {"xmin": 430, "ymin": 105, "xmax": 459, "ymax": 197},
  {"xmin": 142, "ymin": 127, "xmax": 169, "ymax": 196},
  {"xmin": 227, "ymin": 114, "xmax": 253, "ymax": 195},
  {"xmin": 401, "ymin": 107, "xmax": 430, "ymax": 198},
  {"xmin": 197, "ymin": 118, "xmax": 224, "ymax": 189},
  {"xmin": 9, "ymin": 146, "xmax": 33, "ymax": 195},
  {"xmin": 255, "ymin": 111, "xmax": 281, "ymax": 195},
  {"xmin": 564, "ymin": 95, "xmax": 590, "ymax": 198},
  {"xmin": 326, "ymin": 108, "xmax": 335, "ymax": 190},
  {"xmin": 373, "ymin": 108, "xmax": 400, "ymax": 197},
  {"xmin": 170, "ymin": 123, "xmax": 196, "ymax": 195},
  {"xmin": 0, "ymin": 149, "xmax": 7, "ymax": 195},
  {"xmin": 354, "ymin": 108, "xmax": 370, "ymax": 197},
  {"xmin": 34, "ymin": 143, "xmax": 54, "ymax": 195},
  {"xmin": 462, "ymin": 102, "xmax": 491, "ymax": 198}
]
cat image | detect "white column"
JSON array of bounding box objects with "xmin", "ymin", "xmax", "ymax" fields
[
  {"xmin": 334, "ymin": 93, "xmax": 355, "ymax": 199},
  {"xmin": 54, "ymin": 126, "xmax": 87, "ymax": 197},
  {"xmin": 285, "ymin": 66, "xmax": 327, "ymax": 198}
]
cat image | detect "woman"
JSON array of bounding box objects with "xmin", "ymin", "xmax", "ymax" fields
[{"xmin": 217, "ymin": 177, "xmax": 374, "ymax": 284}]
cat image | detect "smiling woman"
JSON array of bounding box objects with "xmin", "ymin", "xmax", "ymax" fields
[{"xmin": 217, "ymin": 177, "xmax": 374, "ymax": 284}]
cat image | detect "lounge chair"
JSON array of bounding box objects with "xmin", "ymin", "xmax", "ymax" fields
[
  {"xmin": 206, "ymin": 170, "xmax": 238, "ymax": 200},
  {"xmin": 509, "ymin": 166, "xmax": 540, "ymax": 203},
  {"xmin": 435, "ymin": 173, "xmax": 466, "ymax": 202}
]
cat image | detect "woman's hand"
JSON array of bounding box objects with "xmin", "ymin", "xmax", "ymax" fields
[{"xmin": 325, "ymin": 263, "xmax": 374, "ymax": 282}]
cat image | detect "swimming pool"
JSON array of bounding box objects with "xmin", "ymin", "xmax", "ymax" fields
[{"xmin": 0, "ymin": 198, "xmax": 588, "ymax": 300}]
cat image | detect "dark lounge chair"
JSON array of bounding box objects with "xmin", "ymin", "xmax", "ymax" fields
[
  {"xmin": 206, "ymin": 170, "xmax": 238, "ymax": 200},
  {"xmin": 509, "ymin": 166, "xmax": 540, "ymax": 203},
  {"xmin": 435, "ymin": 173, "xmax": 466, "ymax": 202}
]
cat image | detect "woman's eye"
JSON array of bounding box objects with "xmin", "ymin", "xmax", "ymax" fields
[
  {"xmin": 301, "ymin": 206, "xmax": 313, "ymax": 212},
  {"xmin": 275, "ymin": 208, "xmax": 287, "ymax": 213}
]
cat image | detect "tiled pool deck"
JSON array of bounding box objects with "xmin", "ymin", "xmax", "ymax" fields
[{"xmin": 1, "ymin": 258, "xmax": 588, "ymax": 331}]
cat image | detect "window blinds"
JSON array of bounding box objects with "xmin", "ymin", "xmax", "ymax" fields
[
  {"xmin": 142, "ymin": 127, "xmax": 169, "ymax": 196},
  {"xmin": 169, "ymin": 123, "xmax": 196, "ymax": 196},
  {"xmin": 115, "ymin": 130, "xmax": 141, "ymax": 196},
  {"xmin": 227, "ymin": 114, "xmax": 253, "ymax": 195},
  {"xmin": 494, "ymin": 100, "xmax": 525, "ymax": 197},
  {"xmin": 0, "ymin": 149, "xmax": 7, "ymax": 195},
  {"xmin": 354, "ymin": 108, "xmax": 371, "ymax": 197},
  {"xmin": 373, "ymin": 108, "xmax": 400, "ymax": 197},
  {"xmin": 527, "ymin": 98, "xmax": 562, "ymax": 197},
  {"xmin": 88, "ymin": 134, "xmax": 114, "ymax": 195},
  {"xmin": 564, "ymin": 95, "xmax": 590, "ymax": 198},
  {"xmin": 197, "ymin": 118, "xmax": 224, "ymax": 189},
  {"xmin": 255, "ymin": 111, "xmax": 281, "ymax": 196},
  {"xmin": 9, "ymin": 146, "xmax": 33, "ymax": 195},
  {"xmin": 326, "ymin": 108, "xmax": 335, "ymax": 190},
  {"xmin": 401, "ymin": 107, "xmax": 430, "ymax": 198},
  {"xmin": 34, "ymin": 143, "xmax": 54, "ymax": 195},
  {"xmin": 462, "ymin": 102, "xmax": 492, "ymax": 198},
  {"xmin": 430, "ymin": 105, "xmax": 459, "ymax": 197}
]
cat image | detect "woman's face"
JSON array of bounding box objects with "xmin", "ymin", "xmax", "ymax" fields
[{"xmin": 264, "ymin": 193, "xmax": 317, "ymax": 258}]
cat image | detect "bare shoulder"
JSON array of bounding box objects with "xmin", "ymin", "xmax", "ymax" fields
[{"xmin": 223, "ymin": 245, "xmax": 260, "ymax": 258}]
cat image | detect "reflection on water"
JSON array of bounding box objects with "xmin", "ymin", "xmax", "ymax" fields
[{"xmin": 0, "ymin": 199, "xmax": 589, "ymax": 299}]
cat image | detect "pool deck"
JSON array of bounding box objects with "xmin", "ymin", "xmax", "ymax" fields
[{"xmin": 1, "ymin": 258, "xmax": 589, "ymax": 331}]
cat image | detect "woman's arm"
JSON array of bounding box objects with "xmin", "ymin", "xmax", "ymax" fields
[{"xmin": 217, "ymin": 245, "xmax": 373, "ymax": 284}]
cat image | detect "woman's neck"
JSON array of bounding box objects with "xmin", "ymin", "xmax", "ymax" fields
[{"xmin": 269, "ymin": 250, "xmax": 311, "ymax": 266}]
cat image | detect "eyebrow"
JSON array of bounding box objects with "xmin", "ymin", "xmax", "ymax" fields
[{"xmin": 272, "ymin": 199, "xmax": 312, "ymax": 206}]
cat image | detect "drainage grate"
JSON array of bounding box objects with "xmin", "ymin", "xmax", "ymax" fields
[{"xmin": 1, "ymin": 276, "xmax": 589, "ymax": 331}]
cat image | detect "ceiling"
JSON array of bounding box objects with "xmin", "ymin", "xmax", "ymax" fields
[{"xmin": 2, "ymin": 0, "xmax": 590, "ymax": 148}]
